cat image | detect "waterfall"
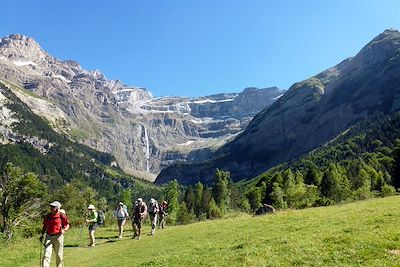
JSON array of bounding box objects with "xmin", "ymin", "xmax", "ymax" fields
[{"xmin": 144, "ymin": 126, "xmax": 150, "ymax": 172}]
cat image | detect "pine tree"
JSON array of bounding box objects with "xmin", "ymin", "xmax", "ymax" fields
[
  {"xmin": 184, "ymin": 185, "xmax": 195, "ymax": 213},
  {"xmin": 207, "ymin": 198, "xmax": 222, "ymax": 219},
  {"xmin": 391, "ymin": 139, "xmax": 400, "ymax": 188},
  {"xmin": 319, "ymin": 163, "xmax": 351, "ymax": 203},
  {"xmin": 304, "ymin": 162, "xmax": 322, "ymax": 186},
  {"xmin": 164, "ymin": 179, "xmax": 180, "ymax": 225},
  {"xmin": 176, "ymin": 202, "xmax": 194, "ymax": 225},
  {"xmin": 200, "ymin": 186, "xmax": 212, "ymax": 219},
  {"xmin": 270, "ymin": 182, "xmax": 286, "ymax": 209},
  {"xmin": 212, "ymin": 169, "xmax": 231, "ymax": 212},
  {"xmin": 194, "ymin": 181, "xmax": 204, "ymax": 217},
  {"xmin": 246, "ymin": 187, "xmax": 261, "ymax": 211}
]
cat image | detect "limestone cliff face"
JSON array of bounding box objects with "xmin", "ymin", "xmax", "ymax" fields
[
  {"xmin": 0, "ymin": 34, "xmax": 284, "ymax": 181},
  {"xmin": 156, "ymin": 29, "xmax": 400, "ymax": 185}
]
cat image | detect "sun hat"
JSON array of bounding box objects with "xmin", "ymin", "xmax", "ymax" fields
[
  {"xmin": 119, "ymin": 202, "xmax": 124, "ymax": 206},
  {"xmin": 137, "ymin": 198, "xmax": 143, "ymax": 202},
  {"xmin": 49, "ymin": 201, "xmax": 62, "ymax": 209},
  {"xmin": 59, "ymin": 209, "xmax": 66, "ymax": 214},
  {"xmin": 87, "ymin": 204, "xmax": 95, "ymax": 210},
  {"xmin": 150, "ymin": 198, "xmax": 156, "ymax": 203}
]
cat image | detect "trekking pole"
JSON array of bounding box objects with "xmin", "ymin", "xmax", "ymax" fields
[
  {"xmin": 39, "ymin": 236, "xmax": 43, "ymax": 267},
  {"xmin": 79, "ymin": 224, "xmax": 84, "ymax": 241}
]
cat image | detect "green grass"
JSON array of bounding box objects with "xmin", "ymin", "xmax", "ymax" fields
[{"xmin": 2, "ymin": 196, "xmax": 400, "ymax": 266}]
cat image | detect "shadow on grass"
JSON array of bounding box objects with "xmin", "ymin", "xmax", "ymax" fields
[{"xmin": 64, "ymin": 243, "xmax": 80, "ymax": 248}]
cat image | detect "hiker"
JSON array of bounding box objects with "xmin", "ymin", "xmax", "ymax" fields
[
  {"xmin": 86, "ymin": 204, "xmax": 98, "ymax": 247},
  {"xmin": 148, "ymin": 198, "xmax": 159, "ymax": 235},
  {"xmin": 132, "ymin": 198, "xmax": 147, "ymax": 240},
  {"xmin": 158, "ymin": 201, "xmax": 168, "ymax": 229},
  {"xmin": 40, "ymin": 201, "xmax": 70, "ymax": 267},
  {"xmin": 115, "ymin": 202, "xmax": 129, "ymax": 238}
]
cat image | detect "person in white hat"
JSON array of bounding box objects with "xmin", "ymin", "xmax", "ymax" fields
[
  {"xmin": 86, "ymin": 204, "xmax": 98, "ymax": 247},
  {"xmin": 132, "ymin": 198, "xmax": 147, "ymax": 240},
  {"xmin": 115, "ymin": 202, "xmax": 129, "ymax": 238},
  {"xmin": 148, "ymin": 198, "xmax": 159, "ymax": 235},
  {"xmin": 40, "ymin": 201, "xmax": 70, "ymax": 267}
]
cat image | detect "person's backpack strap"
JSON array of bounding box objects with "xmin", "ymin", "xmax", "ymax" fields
[{"xmin": 60, "ymin": 213, "xmax": 69, "ymax": 228}]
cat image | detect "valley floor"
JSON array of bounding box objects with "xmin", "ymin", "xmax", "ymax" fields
[{"xmin": 2, "ymin": 196, "xmax": 400, "ymax": 266}]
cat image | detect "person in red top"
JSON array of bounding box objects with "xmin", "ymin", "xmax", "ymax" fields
[{"xmin": 40, "ymin": 201, "xmax": 70, "ymax": 267}]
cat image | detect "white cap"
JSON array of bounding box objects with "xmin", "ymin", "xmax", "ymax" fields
[
  {"xmin": 150, "ymin": 198, "xmax": 156, "ymax": 203},
  {"xmin": 87, "ymin": 204, "xmax": 95, "ymax": 210},
  {"xmin": 50, "ymin": 201, "xmax": 62, "ymax": 209},
  {"xmin": 137, "ymin": 198, "xmax": 143, "ymax": 203},
  {"xmin": 119, "ymin": 202, "xmax": 124, "ymax": 206}
]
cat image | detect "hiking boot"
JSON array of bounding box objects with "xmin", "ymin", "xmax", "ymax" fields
[
  {"xmin": 136, "ymin": 236, "xmax": 141, "ymax": 240},
  {"xmin": 118, "ymin": 235, "xmax": 122, "ymax": 239}
]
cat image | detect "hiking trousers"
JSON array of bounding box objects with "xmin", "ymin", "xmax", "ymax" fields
[
  {"xmin": 133, "ymin": 219, "xmax": 142, "ymax": 237},
  {"xmin": 42, "ymin": 233, "xmax": 64, "ymax": 267},
  {"xmin": 150, "ymin": 214, "xmax": 158, "ymax": 235},
  {"xmin": 159, "ymin": 214, "xmax": 166, "ymax": 229}
]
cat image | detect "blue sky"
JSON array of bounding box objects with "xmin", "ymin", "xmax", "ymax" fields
[{"xmin": 1, "ymin": 0, "xmax": 399, "ymax": 97}]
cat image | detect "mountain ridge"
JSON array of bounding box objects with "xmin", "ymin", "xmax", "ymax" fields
[{"xmin": 156, "ymin": 29, "xmax": 400, "ymax": 185}]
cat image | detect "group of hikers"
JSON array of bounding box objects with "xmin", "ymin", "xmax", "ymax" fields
[{"xmin": 39, "ymin": 198, "xmax": 168, "ymax": 267}]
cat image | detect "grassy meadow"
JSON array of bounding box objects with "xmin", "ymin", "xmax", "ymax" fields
[{"xmin": 2, "ymin": 196, "xmax": 400, "ymax": 266}]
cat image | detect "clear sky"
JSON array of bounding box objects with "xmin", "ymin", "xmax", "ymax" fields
[{"xmin": 0, "ymin": 0, "xmax": 399, "ymax": 97}]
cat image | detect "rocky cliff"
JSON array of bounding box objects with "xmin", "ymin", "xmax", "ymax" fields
[
  {"xmin": 0, "ymin": 34, "xmax": 284, "ymax": 181},
  {"xmin": 156, "ymin": 29, "xmax": 400, "ymax": 185}
]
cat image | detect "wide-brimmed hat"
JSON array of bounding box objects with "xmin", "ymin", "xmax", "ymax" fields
[
  {"xmin": 150, "ymin": 198, "xmax": 156, "ymax": 203},
  {"xmin": 137, "ymin": 198, "xmax": 143, "ymax": 203},
  {"xmin": 119, "ymin": 202, "xmax": 124, "ymax": 206},
  {"xmin": 50, "ymin": 201, "xmax": 62, "ymax": 209},
  {"xmin": 87, "ymin": 204, "xmax": 95, "ymax": 210}
]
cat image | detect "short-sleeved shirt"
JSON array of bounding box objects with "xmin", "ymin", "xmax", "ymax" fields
[{"xmin": 88, "ymin": 210, "xmax": 98, "ymax": 224}]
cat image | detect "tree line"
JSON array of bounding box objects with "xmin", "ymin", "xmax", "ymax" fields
[{"xmin": 2, "ymin": 104, "xmax": 400, "ymax": 240}]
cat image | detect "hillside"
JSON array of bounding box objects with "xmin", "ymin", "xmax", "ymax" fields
[
  {"xmin": 0, "ymin": 80, "xmax": 141, "ymax": 201},
  {"xmin": 1, "ymin": 196, "xmax": 400, "ymax": 266},
  {"xmin": 157, "ymin": 29, "xmax": 400, "ymax": 185}
]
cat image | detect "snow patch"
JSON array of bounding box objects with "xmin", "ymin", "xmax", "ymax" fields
[
  {"xmin": 190, "ymin": 117, "xmax": 222, "ymax": 124},
  {"xmin": 190, "ymin": 98, "xmax": 235, "ymax": 104},
  {"xmin": 12, "ymin": 61, "xmax": 37, "ymax": 67},
  {"xmin": 273, "ymin": 94, "xmax": 284, "ymax": 100},
  {"xmin": 53, "ymin": 75, "xmax": 71, "ymax": 83},
  {"xmin": 178, "ymin": 140, "xmax": 195, "ymax": 146}
]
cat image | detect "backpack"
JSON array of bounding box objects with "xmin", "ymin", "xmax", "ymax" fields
[
  {"xmin": 97, "ymin": 210, "xmax": 105, "ymax": 225},
  {"xmin": 149, "ymin": 202, "xmax": 159, "ymax": 215}
]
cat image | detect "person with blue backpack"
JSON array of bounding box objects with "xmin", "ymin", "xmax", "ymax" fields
[
  {"xmin": 115, "ymin": 202, "xmax": 129, "ymax": 239},
  {"xmin": 86, "ymin": 204, "xmax": 98, "ymax": 247}
]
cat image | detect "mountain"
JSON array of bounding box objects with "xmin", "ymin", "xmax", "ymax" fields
[
  {"xmin": 0, "ymin": 79, "xmax": 128, "ymax": 197},
  {"xmin": 0, "ymin": 34, "xmax": 284, "ymax": 181},
  {"xmin": 156, "ymin": 29, "xmax": 400, "ymax": 185}
]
